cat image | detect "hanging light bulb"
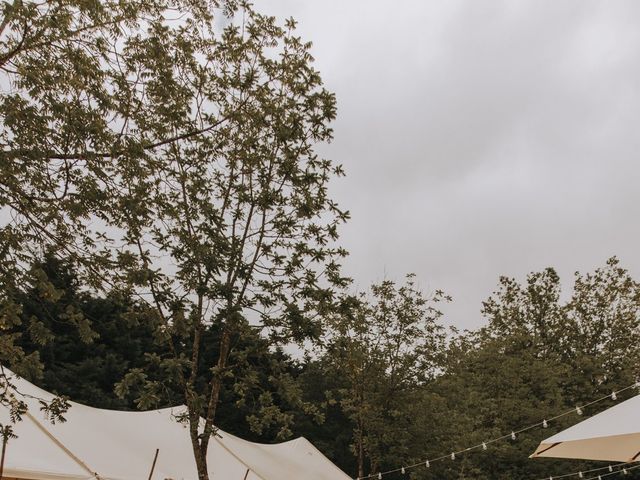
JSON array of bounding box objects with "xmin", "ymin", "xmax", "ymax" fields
[
  {"xmin": 576, "ymin": 406, "xmax": 583, "ymax": 415},
  {"xmin": 378, "ymin": 473, "xmax": 382, "ymax": 480},
  {"xmin": 401, "ymin": 467, "xmax": 405, "ymax": 475},
  {"xmin": 543, "ymin": 419, "xmax": 548, "ymax": 428},
  {"xmin": 623, "ymin": 468, "xmax": 628, "ymax": 475},
  {"xmin": 549, "ymin": 476, "xmax": 553, "ymax": 480},
  {"xmin": 598, "ymin": 476, "xmax": 602, "ymax": 480},
  {"xmin": 425, "ymin": 460, "xmax": 430, "ymax": 468},
  {"xmin": 578, "ymin": 472, "xmax": 583, "ymax": 478},
  {"xmin": 451, "ymin": 452, "xmax": 456, "ymax": 460},
  {"xmin": 511, "ymin": 431, "xmax": 516, "ymax": 440},
  {"xmin": 482, "ymin": 442, "xmax": 487, "ymax": 450},
  {"xmin": 609, "ymin": 466, "xmax": 614, "ymax": 472},
  {"xmin": 611, "ymin": 391, "xmax": 617, "ymax": 401}
]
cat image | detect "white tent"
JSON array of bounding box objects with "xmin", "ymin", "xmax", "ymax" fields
[
  {"xmin": 0, "ymin": 371, "xmax": 352, "ymax": 480},
  {"xmin": 531, "ymin": 393, "xmax": 640, "ymax": 463}
]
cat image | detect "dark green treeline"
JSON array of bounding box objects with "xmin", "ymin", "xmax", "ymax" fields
[{"xmin": 9, "ymin": 255, "xmax": 640, "ymax": 480}]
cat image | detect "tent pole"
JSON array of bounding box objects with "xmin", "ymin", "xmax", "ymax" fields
[
  {"xmin": 24, "ymin": 410, "xmax": 101, "ymax": 479},
  {"xmin": 147, "ymin": 449, "xmax": 159, "ymax": 480}
]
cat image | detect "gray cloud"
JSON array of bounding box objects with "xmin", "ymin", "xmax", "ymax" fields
[{"xmin": 260, "ymin": 0, "xmax": 640, "ymax": 329}]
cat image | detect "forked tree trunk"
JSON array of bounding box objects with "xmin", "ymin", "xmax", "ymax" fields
[
  {"xmin": 190, "ymin": 328, "xmax": 233, "ymax": 480},
  {"xmin": 188, "ymin": 410, "xmax": 208, "ymax": 480}
]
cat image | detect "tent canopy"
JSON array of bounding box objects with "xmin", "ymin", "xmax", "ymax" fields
[
  {"xmin": 0, "ymin": 370, "xmax": 351, "ymax": 480},
  {"xmin": 531, "ymin": 393, "xmax": 640, "ymax": 463}
]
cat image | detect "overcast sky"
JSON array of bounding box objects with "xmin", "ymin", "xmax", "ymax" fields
[{"xmin": 259, "ymin": 0, "xmax": 640, "ymax": 330}]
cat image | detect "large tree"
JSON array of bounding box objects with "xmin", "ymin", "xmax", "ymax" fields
[
  {"xmin": 0, "ymin": 0, "xmax": 222, "ymax": 413},
  {"xmin": 106, "ymin": 6, "xmax": 348, "ymax": 479},
  {"xmin": 1, "ymin": 2, "xmax": 348, "ymax": 478},
  {"xmin": 0, "ymin": 0, "xmax": 168, "ymax": 437}
]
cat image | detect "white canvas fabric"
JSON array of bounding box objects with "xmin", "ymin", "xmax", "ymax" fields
[
  {"xmin": 0, "ymin": 371, "xmax": 352, "ymax": 480},
  {"xmin": 531, "ymin": 393, "xmax": 640, "ymax": 462}
]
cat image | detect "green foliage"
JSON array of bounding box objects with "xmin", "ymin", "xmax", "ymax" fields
[
  {"xmin": 295, "ymin": 260, "xmax": 640, "ymax": 479},
  {"xmin": 405, "ymin": 258, "xmax": 640, "ymax": 480},
  {"xmin": 102, "ymin": 5, "xmax": 347, "ymax": 478},
  {"xmin": 314, "ymin": 275, "xmax": 448, "ymax": 478},
  {"xmin": 9, "ymin": 254, "xmax": 159, "ymax": 410},
  {"xmin": 0, "ymin": 0, "xmax": 215, "ymax": 431},
  {"xmin": 9, "ymin": 254, "xmax": 318, "ymax": 446},
  {"xmin": 1, "ymin": 2, "xmax": 347, "ymax": 477},
  {"xmin": 4, "ymin": 252, "xmax": 640, "ymax": 480}
]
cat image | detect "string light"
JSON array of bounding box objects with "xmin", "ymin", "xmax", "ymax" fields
[
  {"xmin": 571, "ymin": 464, "xmax": 640, "ymax": 480},
  {"xmin": 365, "ymin": 457, "xmax": 634, "ymax": 480},
  {"xmin": 611, "ymin": 392, "xmax": 617, "ymax": 401},
  {"xmin": 356, "ymin": 382, "xmax": 640, "ymax": 480},
  {"xmin": 531, "ymin": 462, "xmax": 632, "ymax": 480}
]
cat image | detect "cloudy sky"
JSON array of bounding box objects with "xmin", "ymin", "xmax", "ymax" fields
[{"xmin": 260, "ymin": 1, "xmax": 640, "ymax": 330}]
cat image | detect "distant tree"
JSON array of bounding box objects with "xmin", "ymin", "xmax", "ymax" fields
[
  {"xmin": 11, "ymin": 254, "xmax": 160, "ymax": 410},
  {"xmin": 418, "ymin": 259, "xmax": 640, "ymax": 480},
  {"xmin": 294, "ymin": 358, "xmax": 356, "ymax": 473},
  {"xmin": 425, "ymin": 331, "xmax": 572, "ymax": 480},
  {"xmin": 562, "ymin": 257, "xmax": 640, "ymax": 399},
  {"xmin": 482, "ymin": 257, "xmax": 640, "ymax": 401},
  {"xmin": 317, "ymin": 275, "xmax": 447, "ymax": 478}
]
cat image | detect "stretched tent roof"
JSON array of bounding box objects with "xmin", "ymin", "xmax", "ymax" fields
[
  {"xmin": 0, "ymin": 370, "xmax": 352, "ymax": 480},
  {"xmin": 531, "ymin": 392, "xmax": 640, "ymax": 462}
]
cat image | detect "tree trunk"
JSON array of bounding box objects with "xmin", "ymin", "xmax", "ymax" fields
[
  {"xmin": 191, "ymin": 328, "xmax": 233, "ymax": 480},
  {"xmin": 188, "ymin": 407, "xmax": 209, "ymax": 480},
  {"xmin": 370, "ymin": 458, "xmax": 378, "ymax": 477},
  {"xmin": 356, "ymin": 420, "xmax": 365, "ymax": 479}
]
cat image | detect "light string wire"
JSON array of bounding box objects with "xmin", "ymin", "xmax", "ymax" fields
[
  {"xmin": 534, "ymin": 461, "xmax": 635, "ymax": 480},
  {"xmin": 576, "ymin": 462, "xmax": 640, "ymax": 480},
  {"xmin": 357, "ymin": 381, "xmax": 640, "ymax": 479}
]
